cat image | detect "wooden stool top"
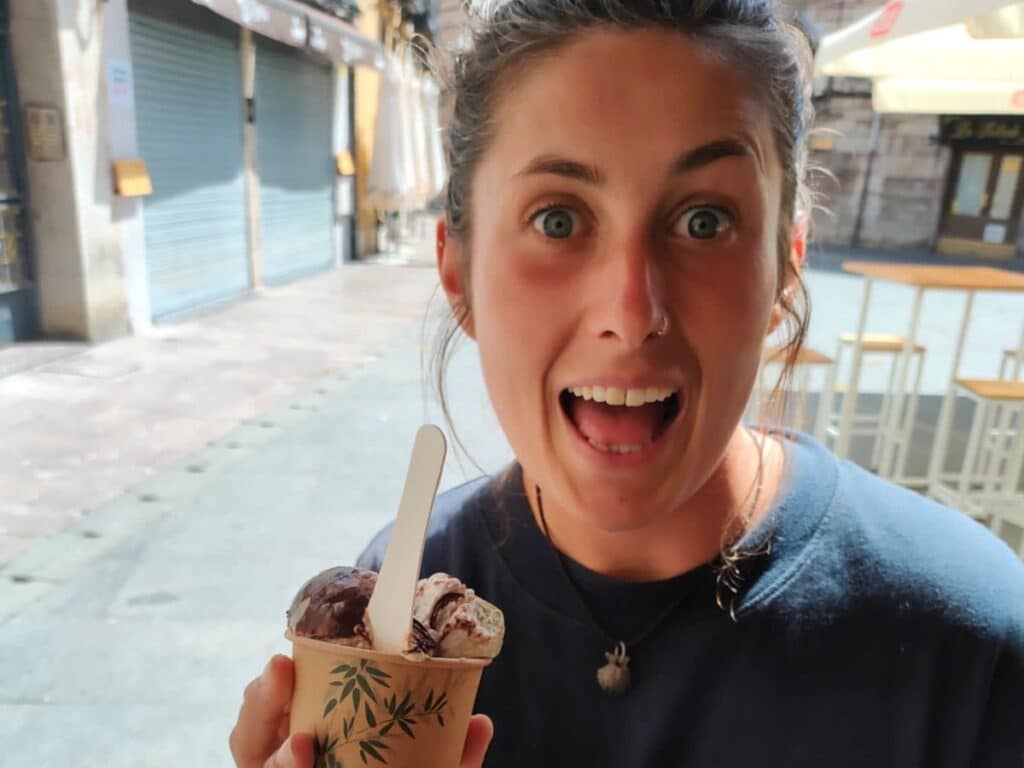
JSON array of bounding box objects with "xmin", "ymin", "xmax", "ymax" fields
[
  {"xmin": 840, "ymin": 332, "xmax": 925, "ymax": 354},
  {"xmin": 763, "ymin": 346, "xmax": 833, "ymax": 366},
  {"xmin": 956, "ymin": 379, "xmax": 1024, "ymax": 401}
]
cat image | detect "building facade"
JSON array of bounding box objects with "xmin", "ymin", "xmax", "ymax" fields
[
  {"xmin": 438, "ymin": 0, "xmax": 1024, "ymax": 264},
  {"xmin": 805, "ymin": 0, "xmax": 1024, "ymax": 261},
  {"xmin": 2, "ymin": 0, "xmax": 381, "ymax": 342}
]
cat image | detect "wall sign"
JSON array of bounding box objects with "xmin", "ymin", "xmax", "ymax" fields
[
  {"xmin": 940, "ymin": 116, "xmax": 1024, "ymax": 148},
  {"xmin": 107, "ymin": 59, "xmax": 135, "ymax": 107},
  {"xmin": 24, "ymin": 105, "xmax": 64, "ymax": 162}
]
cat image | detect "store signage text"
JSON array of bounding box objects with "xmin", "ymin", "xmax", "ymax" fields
[{"xmin": 941, "ymin": 116, "xmax": 1024, "ymax": 148}]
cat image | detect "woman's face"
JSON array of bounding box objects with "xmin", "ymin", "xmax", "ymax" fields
[{"xmin": 444, "ymin": 28, "xmax": 787, "ymax": 531}]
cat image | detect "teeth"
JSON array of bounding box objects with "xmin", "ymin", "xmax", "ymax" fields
[
  {"xmin": 587, "ymin": 438, "xmax": 643, "ymax": 454},
  {"xmin": 569, "ymin": 386, "xmax": 676, "ymax": 407},
  {"xmin": 625, "ymin": 389, "xmax": 645, "ymax": 407}
]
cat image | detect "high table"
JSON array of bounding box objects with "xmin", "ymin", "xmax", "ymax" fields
[{"xmin": 838, "ymin": 262, "xmax": 1024, "ymax": 489}]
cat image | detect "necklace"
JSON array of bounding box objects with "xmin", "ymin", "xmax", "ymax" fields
[{"xmin": 533, "ymin": 438, "xmax": 768, "ymax": 695}]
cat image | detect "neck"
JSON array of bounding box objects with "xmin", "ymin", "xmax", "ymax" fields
[{"xmin": 524, "ymin": 426, "xmax": 785, "ymax": 582}]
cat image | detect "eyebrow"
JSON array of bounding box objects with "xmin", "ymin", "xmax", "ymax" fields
[
  {"xmin": 672, "ymin": 138, "xmax": 759, "ymax": 175},
  {"xmin": 515, "ymin": 137, "xmax": 759, "ymax": 185}
]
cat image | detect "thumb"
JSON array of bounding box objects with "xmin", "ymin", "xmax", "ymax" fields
[
  {"xmin": 460, "ymin": 714, "xmax": 494, "ymax": 768},
  {"xmin": 265, "ymin": 733, "xmax": 315, "ymax": 768}
]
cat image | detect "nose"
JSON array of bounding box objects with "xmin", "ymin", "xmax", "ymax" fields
[{"xmin": 589, "ymin": 238, "xmax": 668, "ymax": 348}]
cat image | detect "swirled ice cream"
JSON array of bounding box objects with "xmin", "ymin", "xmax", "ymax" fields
[{"xmin": 286, "ymin": 566, "xmax": 504, "ymax": 659}]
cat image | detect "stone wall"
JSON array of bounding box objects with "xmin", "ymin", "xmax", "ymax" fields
[
  {"xmin": 804, "ymin": 0, "xmax": 952, "ymax": 251},
  {"xmin": 433, "ymin": 0, "xmax": 958, "ymax": 253}
]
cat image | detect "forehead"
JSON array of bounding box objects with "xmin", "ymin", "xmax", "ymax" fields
[{"xmin": 489, "ymin": 27, "xmax": 777, "ymax": 174}]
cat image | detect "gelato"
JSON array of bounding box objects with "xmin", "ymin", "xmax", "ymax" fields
[{"xmin": 287, "ymin": 567, "xmax": 504, "ymax": 660}]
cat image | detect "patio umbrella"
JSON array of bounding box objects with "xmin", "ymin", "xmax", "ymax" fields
[
  {"xmin": 872, "ymin": 77, "xmax": 1024, "ymax": 115},
  {"xmin": 816, "ymin": 0, "xmax": 1024, "ymax": 77},
  {"xmin": 406, "ymin": 62, "xmax": 432, "ymax": 206},
  {"xmin": 367, "ymin": 60, "xmax": 416, "ymax": 210},
  {"xmin": 423, "ymin": 78, "xmax": 447, "ymax": 199},
  {"xmin": 816, "ymin": 1, "xmax": 1024, "ymax": 114}
]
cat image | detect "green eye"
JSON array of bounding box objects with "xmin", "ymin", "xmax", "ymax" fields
[
  {"xmin": 676, "ymin": 207, "xmax": 732, "ymax": 240},
  {"xmin": 532, "ymin": 208, "xmax": 576, "ymax": 239}
]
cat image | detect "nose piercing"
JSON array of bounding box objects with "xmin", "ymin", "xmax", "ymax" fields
[{"xmin": 654, "ymin": 315, "xmax": 669, "ymax": 338}]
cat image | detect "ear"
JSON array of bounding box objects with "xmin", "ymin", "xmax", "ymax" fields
[
  {"xmin": 766, "ymin": 218, "xmax": 808, "ymax": 337},
  {"xmin": 436, "ymin": 217, "xmax": 476, "ymax": 340}
]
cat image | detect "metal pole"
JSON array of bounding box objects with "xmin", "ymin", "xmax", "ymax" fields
[
  {"xmin": 240, "ymin": 27, "xmax": 263, "ymax": 291},
  {"xmin": 852, "ymin": 113, "xmax": 882, "ymax": 248}
]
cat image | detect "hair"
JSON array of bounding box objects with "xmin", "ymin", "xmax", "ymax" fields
[{"xmin": 427, "ymin": 0, "xmax": 816, "ymax": 470}]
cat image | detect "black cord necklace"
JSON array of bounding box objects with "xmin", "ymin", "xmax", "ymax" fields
[{"xmin": 533, "ymin": 458, "xmax": 766, "ymax": 695}]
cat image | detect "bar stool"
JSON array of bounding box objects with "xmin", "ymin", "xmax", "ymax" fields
[
  {"xmin": 816, "ymin": 333, "xmax": 926, "ymax": 481},
  {"xmin": 929, "ymin": 379, "xmax": 1024, "ymax": 534},
  {"xmin": 1000, "ymin": 348, "xmax": 1024, "ymax": 381},
  {"xmin": 750, "ymin": 345, "xmax": 835, "ymax": 433}
]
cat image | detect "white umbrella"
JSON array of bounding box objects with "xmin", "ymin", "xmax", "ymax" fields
[
  {"xmin": 407, "ymin": 64, "xmax": 432, "ymax": 206},
  {"xmin": 367, "ymin": 60, "xmax": 416, "ymax": 211},
  {"xmin": 423, "ymin": 78, "xmax": 447, "ymax": 199},
  {"xmin": 873, "ymin": 77, "xmax": 1024, "ymax": 115},
  {"xmin": 816, "ymin": 0, "xmax": 1024, "ymax": 77},
  {"xmin": 816, "ymin": 1, "xmax": 1024, "ymax": 115}
]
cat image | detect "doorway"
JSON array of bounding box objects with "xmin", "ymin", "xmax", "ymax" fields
[{"xmin": 938, "ymin": 148, "xmax": 1024, "ymax": 259}]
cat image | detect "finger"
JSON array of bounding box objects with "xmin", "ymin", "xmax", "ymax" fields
[
  {"xmin": 263, "ymin": 733, "xmax": 315, "ymax": 768},
  {"xmin": 230, "ymin": 655, "xmax": 295, "ymax": 766},
  {"xmin": 460, "ymin": 714, "xmax": 494, "ymax": 768}
]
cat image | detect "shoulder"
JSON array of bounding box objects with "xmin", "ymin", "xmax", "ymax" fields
[
  {"xmin": 758, "ymin": 433, "xmax": 1024, "ymax": 643},
  {"xmin": 356, "ymin": 469, "xmax": 505, "ymax": 577}
]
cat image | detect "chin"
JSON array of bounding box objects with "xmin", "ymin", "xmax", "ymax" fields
[{"xmin": 563, "ymin": 479, "xmax": 681, "ymax": 534}]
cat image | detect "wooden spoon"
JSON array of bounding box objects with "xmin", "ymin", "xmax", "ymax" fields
[{"xmin": 365, "ymin": 424, "xmax": 447, "ymax": 654}]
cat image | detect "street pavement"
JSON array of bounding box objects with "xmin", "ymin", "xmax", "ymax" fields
[{"xmin": 0, "ymin": 249, "xmax": 1022, "ymax": 766}]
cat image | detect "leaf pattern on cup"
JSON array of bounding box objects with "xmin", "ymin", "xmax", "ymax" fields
[{"xmin": 314, "ymin": 659, "xmax": 453, "ymax": 767}]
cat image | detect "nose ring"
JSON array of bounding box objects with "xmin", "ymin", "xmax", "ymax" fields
[{"xmin": 653, "ymin": 314, "xmax": 669, "ymax": 338}]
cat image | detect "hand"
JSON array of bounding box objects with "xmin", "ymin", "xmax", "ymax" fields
[{"xmin": 230, "ymin": 655, "xmax": 494, "ymax": 768}]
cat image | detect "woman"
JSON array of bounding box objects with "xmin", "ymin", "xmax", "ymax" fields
[{"xmin": 230, "ymin": 2, "xmax": 1024, "ymax": 766}]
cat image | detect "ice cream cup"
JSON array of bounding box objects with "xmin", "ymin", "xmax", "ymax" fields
[{"xmin": 286, "ymin": 631, "xmax": 490, "ymax": 768}]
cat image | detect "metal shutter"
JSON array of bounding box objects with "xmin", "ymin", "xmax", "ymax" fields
[
  {"xmin": 130, "ymin": 13, "xmax": 249, "ymax": 321},
  {"xmin": 255, "ymin": 43, "xmax": 334, "ymax": 284}
]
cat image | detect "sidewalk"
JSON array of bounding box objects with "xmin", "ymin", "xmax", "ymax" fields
[
  {"xmin": 0, "ymin": 256, "xmax": 1019, "ymax": 766},
  {"xmin": 0, "ymin": 263, "xmax": 511, "ymax": 767},
  {"xmin": 0, "ymin": 263, "xmax": 441, "ymax": 565}
]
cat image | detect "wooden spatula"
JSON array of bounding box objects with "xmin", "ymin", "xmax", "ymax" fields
[{"xmin": 365, "ymin": 424, "xmax": 447, "ymax": 654}]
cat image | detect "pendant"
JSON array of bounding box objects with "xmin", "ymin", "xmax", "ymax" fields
[{"xmin": 596, "ymin": 641, "xmax": 631, "ymax": 695}]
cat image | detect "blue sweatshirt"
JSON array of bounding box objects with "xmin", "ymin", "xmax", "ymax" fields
[{"xmin": 358, "ymin": 433, "xmax": 1024, "ymax": 766}]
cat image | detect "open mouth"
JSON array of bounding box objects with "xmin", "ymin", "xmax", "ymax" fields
[{"xmin": 559, "ymin": 386, "xmax": 682, "ymax": 455}]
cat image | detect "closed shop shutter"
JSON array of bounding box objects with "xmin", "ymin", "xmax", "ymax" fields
[
  {"xmin": 255, "ymin": 41, "xmax": 334, "ymax": 284},
  {"xmin": 130, "ymin": 12, "xmax": 249, "ymax": 321}
]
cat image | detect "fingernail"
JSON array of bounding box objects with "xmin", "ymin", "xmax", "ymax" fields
[
  {"xmin": 275, "ymin": 737, "xmax": 296, "ymax": 768},
  {"xmin": 262, "ymin": 657, "xmax": 275, "ymax": 683}
]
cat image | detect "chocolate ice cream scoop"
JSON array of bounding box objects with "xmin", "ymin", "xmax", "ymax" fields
[
  {"xmin": 288, "ymin": 568, "xmax": 503, "ymax": 659},
  {"xmin": 286, "ymin": 566, "xmax": 377, "ymax": 647}
]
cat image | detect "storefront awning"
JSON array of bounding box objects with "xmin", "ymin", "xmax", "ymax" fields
[
  {"xmin": 263, "ymin": 0, "xmax": 386, "ymax": 69},
  {"xmin": 192, "ymin": 0, "xmax": 309, "ymax": 48},
  {"xmin": 191, "ymin": 0, "xmax": 384, "ymax": 69}
]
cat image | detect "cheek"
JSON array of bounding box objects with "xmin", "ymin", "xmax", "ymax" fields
[
  {"xmin": 469, "ymin": 242, "xmax": 567, "ymax": 424},
  {"xmin": 679, "ymin": 246, "xmax": 777, "ymax": 404}
]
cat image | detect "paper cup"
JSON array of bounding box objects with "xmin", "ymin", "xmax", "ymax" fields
[{"xmin": 287, "ymin": 631, "xmax": 490, "ymax": 768}]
